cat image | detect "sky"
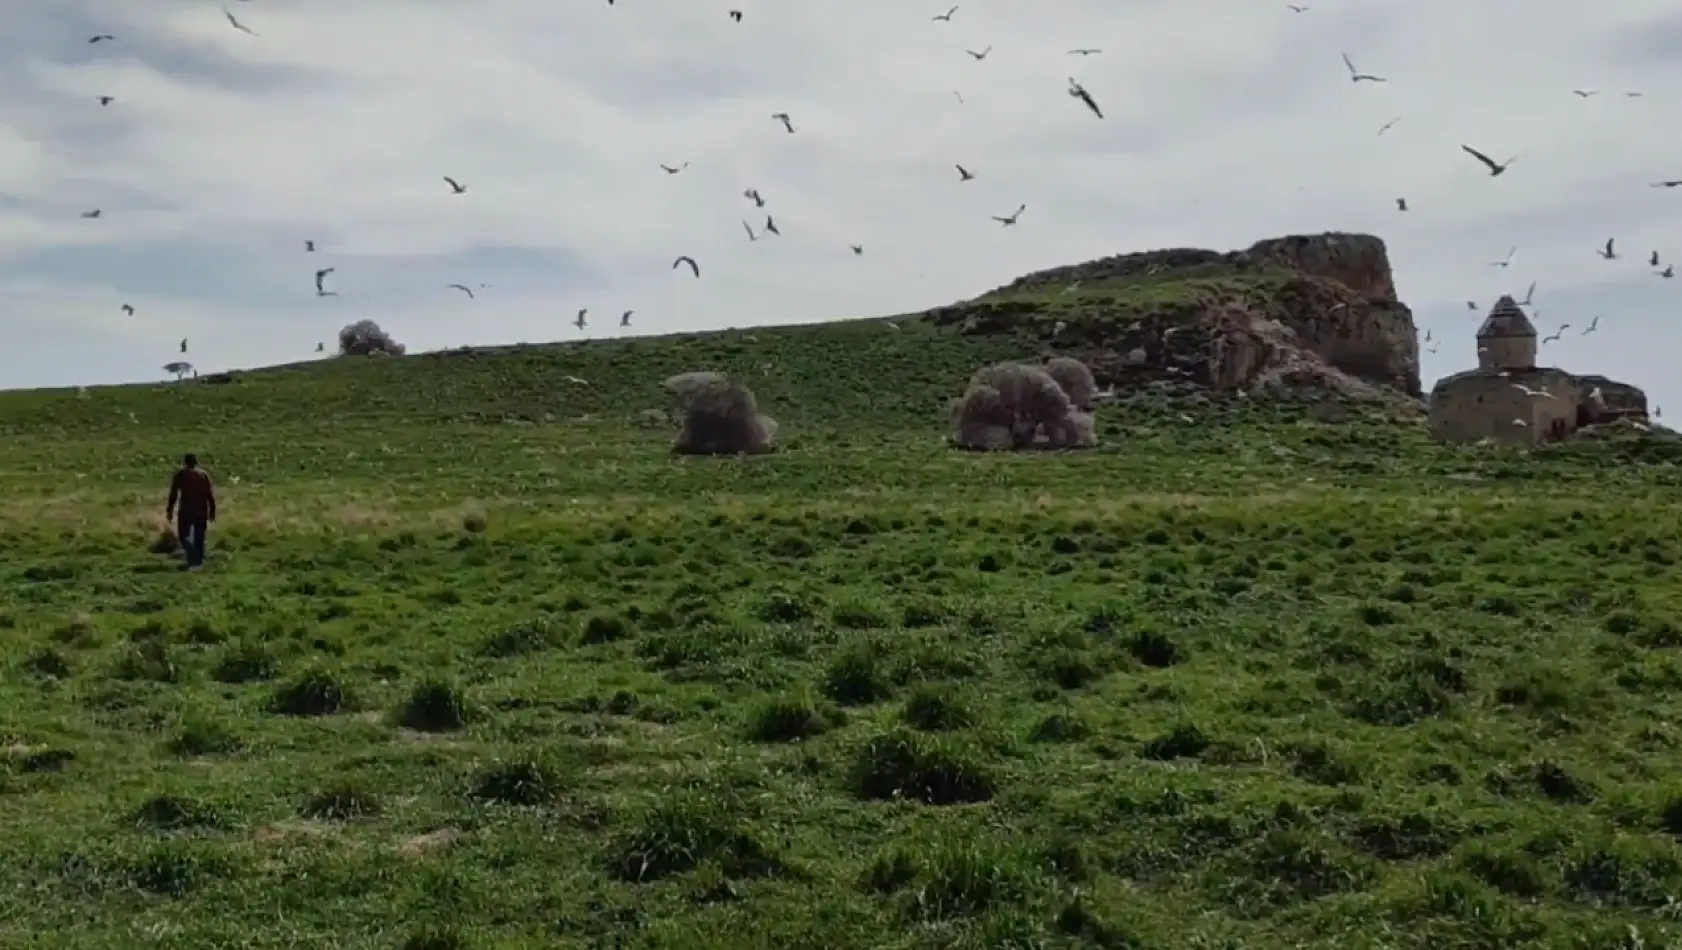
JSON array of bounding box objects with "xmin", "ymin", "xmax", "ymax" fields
[{"xmin": 1, "ymin": 0, "xmax": 1679, "ymax": 411}]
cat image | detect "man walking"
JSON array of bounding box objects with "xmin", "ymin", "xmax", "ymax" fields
[{"xmin": 165, "ymin": 453, "xmax": 216, "ymax": 570}]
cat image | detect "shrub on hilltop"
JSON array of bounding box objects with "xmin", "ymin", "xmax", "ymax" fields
[
  {"xmin": 1044, "ymin": 356, "xmax": 1098, "ymax": 410},
  {"xmin": 337, "ymin": 320, "xmax": 406, "ymax": 357},
  {"xmin": 951, "ymin": 360, "xmax": 1095, "ymax": 451},
  {"xmin": 664, "ymin": 372, "xmax": 777, "ymax": 456}
]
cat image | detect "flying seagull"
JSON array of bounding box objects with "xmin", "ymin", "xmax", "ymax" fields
[
  {"xmin": 673, "ymin": 256, "xmax": 699, "ymax": 277},
  {"xmin": 1582, "ymin": 316, "xmax": 1600, "ymax": 335},
  {"xmin": 1651, "ymin": 251, "xmax": 1660, "ymax": 266},
  {"xmin": 575, "ymin": 309, "xmax": 587, "ymax": 330},
  {"xmin": 1520, "ymin": 281, "xmax": 1536, "ymax": 306},
  {"xmin": 304, "ymin": 240, "xmax": 315, "ymax": 251},
  {"xmin": 447, "ymin": 284, "xmax": 474, "ymax": 297},
  {"xmin": 1396, "ymin": 198, "xmax": 1407, "ymax": 211},
  {"xmin": 763, "ymin": 215, "xmax": 779, "ymax": 235},
  {"xmin": 771, "ymin": 113, "xmax": 794, "ymax": 133},
  {"xmin": 933, "ymin": 5, "xmax": 957, "ymax": 20},
  {"xmin": 180, "ymin": 338, "xmax": 188, "ymax": 354},
  {"xmin": 621, "ymin": 310, "xmax": 632, "ymax": 327},
  {"xmin": 1487, "ymin": 246, "xmax": 1516, "ymax": 268},
  {"xmin": 1660, "ymin": 265, "xmax": 1675, "ymax": 279},
  {"xmin": 742, "ymin": 219, "xmax": 758, "ymax": 241},
  {"xmin": 1652, "ymin": 180, "xmax": 1682, "ymax": 188},
  {"xmin": 967, "ymin": 46, "xmax": 991, "ymax": 60},
  {"xmin": 1512, "ymin": 383, "xmax": 1557, "ymax": 399},
  {"xmin": 992, "ymin": 204, "xmax": 1025, "ymax": 226},
  {"xmin": 1068, "ymin": 48, "xmax": 1101, "ymax": 55},
  {"xmin": 121, "ymin": 304, "xmax": 134, "ymax": 315},
  {"xmin": 952, "ymin": 89, "xmax": 964, "ymax": 103},
  {"xmin": 443, "ymin": 176, "xmax": 466, "ymax": 194},
  {"xmin": 1068, "ymin": 78, "xmax": 1102, "ymax": 117},
  {"xmin": 1597, "ymin": 238, "xmax": 1617, "ymax": 259},
  {"xmin": 223, "ymin": 8, "xmax": 257, "ymax": 34},
  {"xmin": 1461, "ymin": 144, "xmax": 1515, "ymax": 176},
  {"xmin": 97, "ymin": 96, "xmax": 114, "ymax": 105},
  {"xmin": 80, "ymin": 209, "xmax": 101, "ymax": 218},
  {"xmin": 743, "ymin": 188, "xmax": 765, "ymax": 206},
  {"xmin": 1542, "ymin": 325, "xmax": 1569, "ymax": 343},
  {"xmin": 1572, "ymin": 89, "xmax": 1598, "ymax": 98},
  {"xmin": 729, "ymin": 10, "xmax": 742, "ymax": 20},
  {"xmin": 1377, "ymin": 116, "xmax": 1401, "ymax": 135},
  {"xmin": 955, "ymin": 164, "xmax": 974, "ymax": 180},
  {"xmin": 316, "ymin": 342, "xmax": 325, "ymax": 352},
  {"xmin": 660, "ymin": 162, "xmax": 688, "ymax": 174},
  {"xmin": 314, "ymin": 267, "xmax": 334, "ymax": 294},
  {"xmin": 1341, "ymin": 53, "xmax": 1384, "ymax": 82},
  {"xmin": 1287, "ymin": 3, "xmax": 1309, "ymax": 10},
  {"xmin": 851, "ymin": 244, "xmax": 863, "ymax": 255},
  {"xmin": 88, "ymin": 34, "xmax": 113, "ymax": 43}
]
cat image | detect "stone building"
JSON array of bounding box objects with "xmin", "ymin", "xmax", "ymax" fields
[{"xmin": 1427, "ymin": 295, "xmax": 1648, "ymax": 445}]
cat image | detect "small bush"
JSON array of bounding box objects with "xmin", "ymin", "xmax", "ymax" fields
[
  {"xmin": 479, "ymin": 618, "xmax": 562, "ymax": 657},
  {"xmin": 579, "ymin": 612, "xmax": 632, "ymax": 645},
  {"xmin": 396, "ymin": 680, "xmax": 471, "ymax": 732},
  {"xmin": 668, "ymin": 374, "xmax": 776, "ymax": 456},
  {"xmin": 212, "ymin": 641, "xmax": 278, "ymax": 683},
  {"xmin": 900, "ymin": 684, "xmax": 976, "ymax": 732},
  {"xmin": 1043, "ymin": 356, "xmax": 1098, "ymax": 410},
  {"xmin": 301, "ymin": 782, "xmax": 381, "ymax": 820},
  {"xmin": 823, "ymin": 640, "xmax": 894, "ymax": 705},
  {"xmin": 1141, "ymin": 724, "xmax": 1210, "ymax": 760},
  {"xmin": 745, "ymin": 693, "xmax": 842, "ymax": 742},
  {"xmin": 132, "ymin": 794, "xmax": 225, "ymax": 831},
  {"xmin": 951, "ymin": 362, "xmax": 1095, "ymax": 451},
  {"xmin": 470, "ymin": 759, "xmax": 559, "ymax": 806},
  {"xmin": 609, "ymin": 793, "xmax": 783, "ymax": 882},
  {"xmin": 270, "ymin": 669, "xmax": 353, "ymax": 717},
  {"xmin": 337, "ymin": 319, "xmax": 405, "ymax": 356},
  {"xmin": 849, "ymin": 729, "xmax": 996, "ymax": 805},
  {"xmin": 167, "ymin": 716, "xmax": 242, "ymax": 757}
]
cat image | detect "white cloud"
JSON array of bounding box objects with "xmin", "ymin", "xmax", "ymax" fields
[{"xmin": 1, "ymin": 0, "xmax": 1679, "ymax": 416}]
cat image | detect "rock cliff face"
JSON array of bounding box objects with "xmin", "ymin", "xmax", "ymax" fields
[
  {"xmin": 933, "ymin": 231, "xmax": 1422, "ymax": 399},
  {"xmin": 1576, "ymin": 375, "xmax": 1648, "ymax": 418}
]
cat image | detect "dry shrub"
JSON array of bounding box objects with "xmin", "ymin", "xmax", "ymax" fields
[
  {"xmin": 669, "ymin": 375, "xmax": 776, "ymax": 456},
  {"xmin": 951, "ymin": 362, "xmax": 1096, "ymax": 451},
  {"xmin": 1044, "ymin": 357, "xmax": 1097, "ymax": 411},
  {"xmin": 950, "ymin": 384, "xmax": 1015, "ymax": 451},
  {"xmin": 663, "ymin": 371, "xmax": 727, "ymax": 401},
  {"xmin": 337, "ymin": 320, "xmax": 405, "ymax": 357}
]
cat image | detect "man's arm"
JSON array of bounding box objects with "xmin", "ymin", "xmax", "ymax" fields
[
  {"xmin": 205, "ymin": 475, "xmax": 216, "ymax": 521},
  {"xmin": 165, "ymin": 470, "xmax": 181, "ymax": 518}
]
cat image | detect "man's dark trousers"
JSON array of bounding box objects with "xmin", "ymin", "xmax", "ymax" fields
[{"xmin": 178, "ymin": 515, "xmax": 207, "ymax": 567}]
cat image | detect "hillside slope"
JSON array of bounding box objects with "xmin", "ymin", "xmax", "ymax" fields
[{"xmin": 2, "ymin": 237, "xmax": 1682, "ymax": 950}]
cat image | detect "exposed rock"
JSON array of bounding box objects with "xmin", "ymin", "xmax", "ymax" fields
[
  {"xmin": 929, "ymin": 231, "xmax": 1421, "ymax": 399},
  {"xmin": 1576, "ymin": 375, "xmax": 1648, "ymax": 420}
]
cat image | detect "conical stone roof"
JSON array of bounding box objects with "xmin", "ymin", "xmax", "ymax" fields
[{"xmin": 1476, "ymin": 295, "xmax": 1536, "ymax": 338}]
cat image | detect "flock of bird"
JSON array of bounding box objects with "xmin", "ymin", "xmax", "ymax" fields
[{"xmin": 61, "ymin": 4, "xmax": 1677, "ymax": 385}]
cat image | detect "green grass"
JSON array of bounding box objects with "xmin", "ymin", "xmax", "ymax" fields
[{"xmin": 4, "ymin": 303, "xmax": 1682, "ymax": 948}]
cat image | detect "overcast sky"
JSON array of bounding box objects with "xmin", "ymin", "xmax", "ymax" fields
[{"xmin": 2, "ymin": 0, "xmax": 1679, "ymax": 411}]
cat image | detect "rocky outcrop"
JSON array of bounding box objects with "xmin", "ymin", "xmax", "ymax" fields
[
  {"xmin": 1576, "ymin": 375, "xmax": 1648, "ymax": 420},
  {"xmin": 1247, "ymin": 233, "xmax": 1397, "ymax": 302},
  {"xmin": 934, "ymin": 231, "xmax": 1421, "ymax": 398}
]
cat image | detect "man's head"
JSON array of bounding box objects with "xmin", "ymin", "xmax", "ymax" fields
[{"xmin": 183, "ymin": 453, "xmax": 198, "ymax": 468}]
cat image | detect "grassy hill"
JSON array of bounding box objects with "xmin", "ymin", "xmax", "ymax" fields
[{"xmin": 4, "ymin": 283, "xmax": 1682, "ymax": 949}]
